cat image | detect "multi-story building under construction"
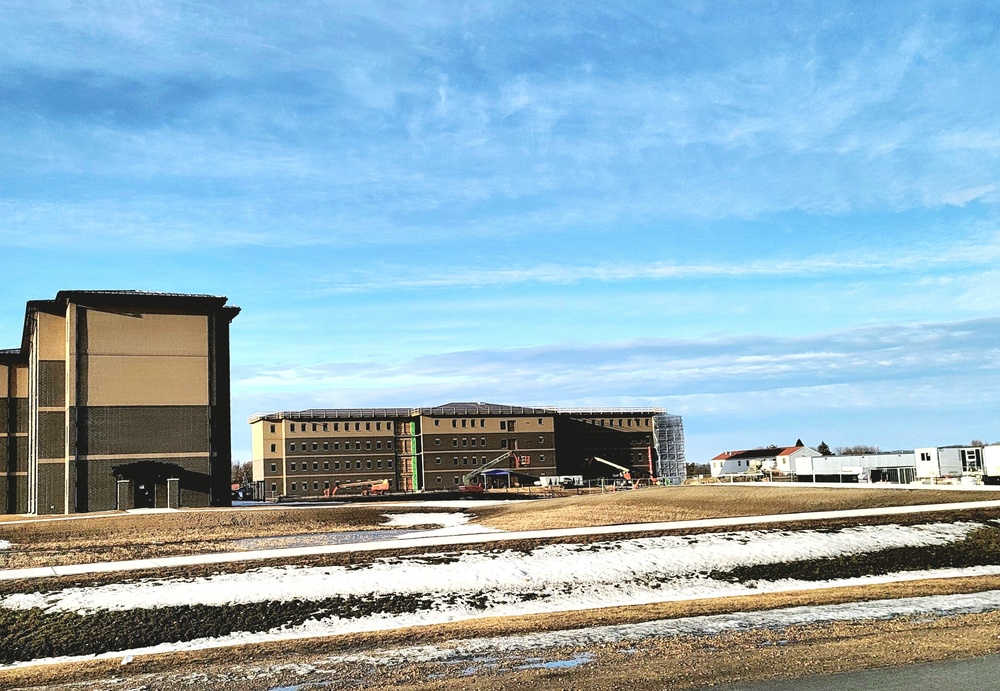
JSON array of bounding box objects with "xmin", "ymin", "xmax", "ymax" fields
[
  {"xmin": 1, "ymin": 290, "xmax": 240, "ymax": 515},
  {"xmin": 249, "ymin": 403, "xmax": 685, "ymax": 498}
]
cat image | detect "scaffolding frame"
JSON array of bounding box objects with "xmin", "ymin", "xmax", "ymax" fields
[{"xmin": 653, "ymin": 413, "xmax": 686, "ymax": 484}]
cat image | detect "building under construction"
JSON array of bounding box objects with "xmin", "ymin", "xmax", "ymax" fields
[{"xmin": 249, "ymin": 403, "xmax": 685, "ymax": 498}]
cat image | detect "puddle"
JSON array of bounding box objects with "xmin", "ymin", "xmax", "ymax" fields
[
  {"xmin": 517, "ymin": 653, "xmax": 594, "ymax": 670},
  {"xmin": 235, "ymin": 529, "xmax": 420, "ymax": 550}
]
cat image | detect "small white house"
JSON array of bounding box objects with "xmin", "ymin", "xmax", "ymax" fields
[{"xmin": 711, "ymin": 444, "xmax": 818, "ymax": 478}]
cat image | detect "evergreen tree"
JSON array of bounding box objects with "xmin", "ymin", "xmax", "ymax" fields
[{"xmin": 817, "ymin": 441, "xmax": 832, "ymax": 456}]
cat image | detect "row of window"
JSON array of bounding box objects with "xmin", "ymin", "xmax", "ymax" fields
[
  {"xmin": 270, "ymin": 421, "xmax": 395, "ymax": 434},
  {"xmin": 587, "ymin": 418, "xmax": 650, "ymax": 428},
  {"xmin": 270, "ymin": 458, "xmax": 394, "ymax": 473},
  {"xmin": 432, "ymin": 454, "xmax": 546, "ymax": 466},
  {"xmin": 431, "ymin": 436, "xmax": 548, "ymax": 448},
  {"xmin": 431, "ymin": 418, "xmax": 547, "ymax": 429},
  {"xmin": 282, "ymin": 439, "xmax": 394, "ymax": 453}
]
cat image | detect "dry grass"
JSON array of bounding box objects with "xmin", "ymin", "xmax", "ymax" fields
[
  {"xmin": 0, "ymin": 505, "xmax": 456, "ymax": 569},
  {"xmin": 468, "ymin": 485, "xmax": 1000, "ymax": 531}
]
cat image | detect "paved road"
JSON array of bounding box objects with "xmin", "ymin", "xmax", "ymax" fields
[
  {"xmin": 706, "ymin": 655, "xmax": 1000, "ymax": 691},
  {"xmin": 4, "ymin": 498, "xmax": 1000, "ymax": 581}
]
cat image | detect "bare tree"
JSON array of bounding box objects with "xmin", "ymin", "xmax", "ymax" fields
[
  {"xmin": 835, "ymin": 444, "xmax": 880, "ymax": 455},
  {"xmin": 231, "ymin": 460, "xmax": 253, "ymax": 485},
  {"xmin": 970, "ymin": 439, "xmax": 986, "ymax": 448}
]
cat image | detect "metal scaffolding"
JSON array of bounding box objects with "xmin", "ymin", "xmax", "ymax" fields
[{"xmin": 653, "ymin": 413, "xmax": 686, "ymax": 484}]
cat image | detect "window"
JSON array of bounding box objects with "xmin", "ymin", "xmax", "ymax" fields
[
  {"xmin": 463, "ymin": 457, "xmax": 469, "ymax": 466},
  {"xmin": 312, "ymin": 423, "xmax": 318, "ymax": 432},
  {"xmin": 270, "ymin": 424, "xmax": 275, "ymax": 433},
  {"xmin": 334, "ymin": 461, "xmax": 340, "ymax": 470},
  {"xmin": 312, "ymin": 442, "xmax": 318, "ymax": 451},
  {"xmin": 462, "ymin": 419, "xmax": 467, "ymax": 428},
  {"xmin": 627, "ymin": 419, "xmax": 632, "ymax": 427},
  {"xmin": 366, "ymin": 422, "xmax": 371, "ymax": 431},
  {"xmin": 501, "ymin": 439, "xmax": 508, "ymax": 449},
  {"xmin": 539, "ymin": 436, "xmax": 544, "ymax": 444},
  {"xmin": 454, "ymin": 476, "xmax": 460, "ymax": 485},
  {"xmin": 538, "ymin": 418, "xmax": 543, "ymax": 424},
  {"xmin": 645, "ymin": 419, "xmax": 650, "ymax": 426},
  {"xmin": 333, "ymin": 441, "xmax": 340, "ymax": 450},
  {"xmin": 452, "ymin": 419, "xmax": 457, "ymax": 427},
  {"xmin": 366, "ymin": 460, "xmax": 372, "ymax": 469},
  {"xmin": 618, "ymin": 419, "xmax": 623, "ymax": 427},
  {"xmin": 540, "ymin": 454, "xmax": 545, "ymax": 462},
  {"xmin": 462, "ymin": 438, "xmax": 468, "ymax": 447},
  {"xmin": 355, "ymin": 422, "xmax": 361, "ymax": 431},
  {"xmin": 324, "ymin": 481, "xmax": 330, "ymax": 489},
  {"xmin": 435, "ymin": 457, "xmax": 442, "ymax": 465},
  {"xmin": 270, "ymin": 443, "xmax": 276, "ymax": 453},
  {"xmin": 387, "ymin": 440, "xmax": 393, "ymax": 448},
  {"xmin": 471, "ymin": 438, "xmax": 477, "ymax": 447},
  {"xmin": 453, "ymin": 457, "xmax": 459, "ymax": 466},
  {"xmin": 290, "ymin": 462, "xmax": 296, "ymax": 471},
  {"xmin": 290, "ymin": 423, "xmax": 296, "ymax": 432},
  {"xmin": 290, "ymin": 443, "xmax": 296, "ymax": 452},
  {"xmin": 434, "ymin": 419, "xmax": 440, "ymax": 426},
  {"xmin": 323, "ymin": 442, "xmax": 329, "ymax": 450},
  {"xmin": 452, "ymin": 439, "xmax": 458, "ymax": 447},
  {"xmin": 355, "ymin": 441, "xmax": 361, "ymax": 450},
  {"xmin": 270, "ymin": 463, "xmax": 276, "ymax": 473},
  {"xmin": 291, "ymin": 482, "xmax": 297, "ymax": 491},
  {"xmin": 436, "ymin": 477, "xmax": 442, "ymax": 484},
  {"xmin": 271, "ymin": 483, "xmax": 276, "ymax": 492},
  {"xmin": 365, "ymin": 441, "xmax": 372, "ymax": 450},
  {"xmin": 313, "ymin": 482, "xmax": 319, "ymax": 490},
  {"xmin": 334, "ymin": 422, "xmax": 339, "ymax": 431},
  {"xmin": 312, "ymin": 462, "xmax": 318, "ymax": 470},
  {"xmin": 376, "ymin": 441, "xmax": 382, "ymax": 450},
  {"xmin": 500, "ymin": 421, "xmax": 507, "ymax": 430},
  {"xmin": 387, "ymin": 459, "xmax": 393, "ymax": 467},
  {"xmin": 481, "ymin": 438, "xmax": 486, "ymax": 446},
  {"xmin": 355, "ymin": 460, "xmax": 362, "ymax": 469},
  {"xmin": 323, "ymin": 461, "xmax": 329, "ymax": 470},
  {"xmin": 377, "ymin": 460, "xmax": 383, "ymax": 469},
  {"xmin": 323, "ymin": 423, "xmax": 328, "ymax": 431},
  {"xmin": 387, "ymin": 422, "xmax": 392, "ymax": 431},
  {"xmin": 376, "ymin": 422, "xmax": 381, "ymax": 431},
  {"xmin": 480, "ymin": 419, "xmax": 486, "ymax": 427}
]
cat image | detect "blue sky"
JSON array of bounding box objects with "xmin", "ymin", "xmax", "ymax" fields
[{"xmin": 2, "ymin": 2, "xmax": 999, "ymax": 464}]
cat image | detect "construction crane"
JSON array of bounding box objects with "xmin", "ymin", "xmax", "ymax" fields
[
  {"xmin": 325, "ymin": 478, "xmax": 391, "ymax": 497},
  {"xmin": 589, "ymin": 456, "xmax": 639, "ymax": 488},
  {"xmin": 458, "ymin": 449, "xmax": 527, "ymax": 493}
]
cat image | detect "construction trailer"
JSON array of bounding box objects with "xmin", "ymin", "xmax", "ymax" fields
[
  {"xmin": 794, "ymin": 452, "xmax": 917, "ymax": 484},
  {"xmin": 915, "ymin": 447, "xmax": 983, "ymax": 481}
]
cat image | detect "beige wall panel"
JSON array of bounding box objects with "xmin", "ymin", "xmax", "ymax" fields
[
  {"xmin": 37, "ymin": 311, "xmax": 67, "ymax": 361},
  {"xmin": 14, "ymin": 365, "xmax": 28, "ymax": 398},
  {"xmin": 0, "ymin": 365, "xmax": 7, "ymax": 397},
  {"xmin": 85, "ymin": 355, "xmax": 209, "ymax": 406},
  {"xmin": 82, "ymin": 309, "xmax": 208, "ymax": 357}
]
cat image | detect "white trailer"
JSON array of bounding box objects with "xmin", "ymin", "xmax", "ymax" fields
[
  {"xmin": 983, "ymin": 446, "xmax": 1000, "ymax": 481},
  {"xmin": 915, "ymin": 447, "xmax": 982, "ymax": 480}
]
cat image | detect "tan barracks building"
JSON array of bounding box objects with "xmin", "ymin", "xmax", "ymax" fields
[
  {"xmin": 1, "ymin": 290, "xmax": 239, "ymax": 514},
  {"xmin": 250, "ymin": 403, "xmax": 686, "ymax": 498}
]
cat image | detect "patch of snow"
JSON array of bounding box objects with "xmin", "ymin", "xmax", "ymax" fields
[
  {"xmin": 0, "ymin": 540, "xmax": 11, "ymax": 550},
  {"xmin": 0, "ymin": 522, "xmax": 979, "ymax": 614},
  {"xmin": 382, "ymin": 512, "xmax": 503, "ymax": 538}
]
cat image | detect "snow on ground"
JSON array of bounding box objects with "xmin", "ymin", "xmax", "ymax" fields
[
  {"xmin": 0, "ymin": 540, "xmax": 10, "ymax": 550},
  {"xmin": 0, "ymin": 521, "xmax": 980, "ymax": 615},
  {"xmin": 383, "ymin": 512, "xmax": 504, "ymax": 538}
]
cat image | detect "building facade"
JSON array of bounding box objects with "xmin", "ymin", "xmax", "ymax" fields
[
  {"xmin": 250, "ymin": 403, "xmax": 686, "ymax": 498},
  {"xmin": 1, "ymin": 291, "xmax": 239, "ymax": 514}
]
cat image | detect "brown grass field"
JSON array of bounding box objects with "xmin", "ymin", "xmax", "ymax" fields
[
  {"xmin": 469, "ymin": 484, "xmax": 1000, "ymax": 531},
  {"xmin": 1, "ymin": 486, "xmax": 997, "ymax": 570},
  {"xmin": 3, "ymin": 487, "xmax": 1000, "ymax": 689}
]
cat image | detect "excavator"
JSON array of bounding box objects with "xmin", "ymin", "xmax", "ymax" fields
[
  {"xmin": 325, "ymin": 478, "xmax": 391, "ymax": 497},
  {"xmin": 589, "ymin": 456, "xmax": 639, "ymax": 489},
  {"xmin": 458, "ymin": 449, "xmax": 529, "ymax": 494}
]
